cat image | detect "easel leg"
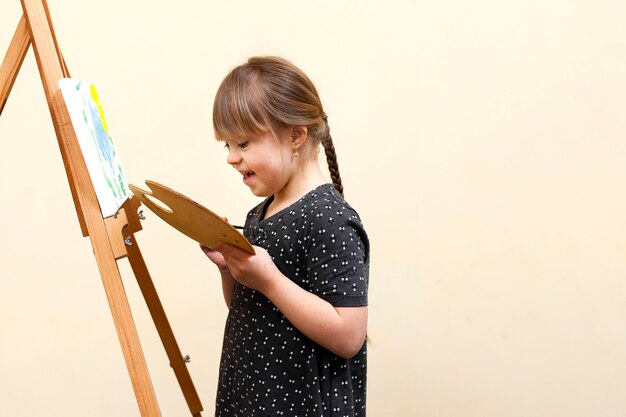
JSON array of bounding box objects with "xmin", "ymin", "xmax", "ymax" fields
[
  {"xmin": 20, "ymin": 0, "xmax": 163, "ymax": 415},
  {"xmin": 21, "ymin": 0, "xmax": 88, "ymax": 235},
  {"xmin": 91, "ymin": 234, "xmax": 163, "ymax": 417},
  {"xmin": 126, "ymin": 233, "xmax": 204, "ymax": 417},
  {"xmin": 6, "ymin": 1, "xmax": 205, "ymax": 414},
  {"xmin": 0, "ymin": 15, "xmax": 30, "ymax": 115},
  {"xmin": 41, "ymin": 0, "xmax": 69, "ymax": 77}
]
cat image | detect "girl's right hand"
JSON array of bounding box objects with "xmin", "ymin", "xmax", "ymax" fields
[{"xmin": 200, "ymin": 244, "xmax": 231, "ymax": 275}]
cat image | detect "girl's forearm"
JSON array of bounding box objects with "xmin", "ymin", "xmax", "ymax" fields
[
  {"xmin": 221, "ymin": 272, "xmax": 236, "ymax": 308},
  {"xmin": 262, "ymin": 272, "xmax": 367, "ymax": 359}
]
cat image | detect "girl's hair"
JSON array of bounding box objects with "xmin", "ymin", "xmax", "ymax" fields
[{"xmin": 213, "ymin": 56, "xmax": 344, "ymax": 196}]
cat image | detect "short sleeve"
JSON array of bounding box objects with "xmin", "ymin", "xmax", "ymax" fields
[{"xmin": 305, "ymin": 204, "xmax": 370, "ymax": 307}]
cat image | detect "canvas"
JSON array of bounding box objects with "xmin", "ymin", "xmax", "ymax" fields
[{"xmin": 58, "ymin": 79, "xmax": 130, "ymax": 217}]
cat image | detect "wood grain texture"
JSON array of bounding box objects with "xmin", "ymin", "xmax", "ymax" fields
[
  {"xmin": 130, "ymin": 180, "xmax": 254, "ymax": 254},
  {"xmin": 126, "ymin": 233, "xmax": 205, "ymax": 416},
  {"xmin": 41, "ymin": 0, "xmax": 69, "ymax": 78},
  {"xmin": 0, "ymin": 15, "xmax": 30, "ymax": 115},
  {"xmin": 103, "ymin": 197, "xmax": 145, "ymax": 260},
  {"xmin": 20, "ymin": 0, "xmax": 162, "ymax": 415},
  {"xmin": 20, "ymin": 0, "xmax": 87, "ymax": 235}
]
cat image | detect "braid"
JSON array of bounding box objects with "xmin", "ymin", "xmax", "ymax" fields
[{"xmin": 322, "ymin": 134, "xmax": 344, "ymax": 197}]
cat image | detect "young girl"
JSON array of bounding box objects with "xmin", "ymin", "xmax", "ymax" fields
[{"xmin": 201, "ymin": 56, "xmax": 370, "ymax": 417}]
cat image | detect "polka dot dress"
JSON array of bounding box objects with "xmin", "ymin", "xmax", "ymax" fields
[{"xmin": 215, "ymin": 184, "xmax": 370, "ymax": 417}]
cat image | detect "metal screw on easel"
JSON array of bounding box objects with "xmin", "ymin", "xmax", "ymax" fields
[
  {"xmin": 124, "ymin": 236, "xmax": 133, "ymax": 246},
  {"xmin": 138, "ymin": 210, "xmax": 146, "ymax": 220},
  {"xmin": 169, "ymin": 354, "xmax": 191, "ymax": 368}
]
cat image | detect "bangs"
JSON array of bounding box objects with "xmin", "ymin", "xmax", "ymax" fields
[{"xmin": 213, "ymin": 70, "xmax": 275, "ymax": 142}]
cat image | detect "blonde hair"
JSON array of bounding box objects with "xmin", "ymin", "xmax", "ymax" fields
[{"xmin": 213, "ymin": 56, "xmax": 344, "ymax": 196}]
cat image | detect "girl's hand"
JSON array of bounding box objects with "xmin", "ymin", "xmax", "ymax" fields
[
  {"xmin": 199, "ymin": 216, "xmax": 233, "ymax": 274},
  {"xmin": 214, "ymin": 242, "xmax": 281, "ymax": 294},
  {"xmin": 200, "ymin": 244, "xmax": 230, "ymax": 275}
]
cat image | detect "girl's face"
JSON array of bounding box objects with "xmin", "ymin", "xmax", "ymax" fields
[{"xmin": 224, "ymin": 130, "xmax": 296, "ymax": 197}]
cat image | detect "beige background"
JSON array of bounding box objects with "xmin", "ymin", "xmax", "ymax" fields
[{"xmin": 1, "ymin": 1, "xmax": 626, "ymax": 416}]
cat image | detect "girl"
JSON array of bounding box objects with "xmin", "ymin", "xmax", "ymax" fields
[{"xmin": 201, "ymin": 56, "xmax": 370, "ymax": 417}]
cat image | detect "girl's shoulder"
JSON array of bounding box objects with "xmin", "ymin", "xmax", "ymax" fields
[
  {"xmin": 303, "ymin": 184, "xmax": 370, "ymax": 263},
  {"xmin": 293, "ymin": 184, "xmax": 363, "ymax": 224},
  {"xmin": 301, "ymin": 185, "xmax": 368, "ymax": 253}
]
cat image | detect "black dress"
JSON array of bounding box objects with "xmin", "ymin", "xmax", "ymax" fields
[{"xmin": 215, "ymin": 184, "xmax": 370, "ymax": 417}]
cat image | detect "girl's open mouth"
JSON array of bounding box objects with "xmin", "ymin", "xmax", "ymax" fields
[{"xmin": 242, "ymin": 171, "xmax": 255, "ymax": 184}]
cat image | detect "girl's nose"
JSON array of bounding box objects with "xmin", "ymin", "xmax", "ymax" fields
[{"xmin": 226, "ymin": 148, "xmax": 241, "ymax": 165}]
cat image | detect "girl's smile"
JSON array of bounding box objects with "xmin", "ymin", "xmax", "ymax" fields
[
  {"xmin": 224, "ymin": 126, "xmax": 326, "ymax": 219},
  {"xmin": 225, "ymin": 131, "xmax": 296, "ymax": 198},
  {"xmin": 241, "ymin": 170, "xmax": 255, "ymax": 185}
]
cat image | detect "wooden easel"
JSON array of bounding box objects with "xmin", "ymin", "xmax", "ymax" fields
[{"xmin": 0, "ymin": 1, "xmax": 204, "ymax": 416}]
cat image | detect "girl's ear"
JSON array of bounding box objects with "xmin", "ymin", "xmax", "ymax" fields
[{"xmin": 290, "ymin": 126, "xmax": 308, "ymax": 149}]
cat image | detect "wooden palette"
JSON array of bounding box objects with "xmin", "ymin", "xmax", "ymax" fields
[{"xmin": 129, "ymin": 180, "xmax": 254, "ymax": 254}]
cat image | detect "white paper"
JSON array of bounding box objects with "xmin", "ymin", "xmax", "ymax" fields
[{"xmin": 59, "ymin": 78, "xmax": 130, "ymax": 217}]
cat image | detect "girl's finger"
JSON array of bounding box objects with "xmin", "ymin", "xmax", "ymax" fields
[
  {"xmin": 200, "ymin": 244, "xmax": 214, "ymax": 255},
  {"xmin": 215, "ymin": 242, "xmax": 245, "ymax": 261}
]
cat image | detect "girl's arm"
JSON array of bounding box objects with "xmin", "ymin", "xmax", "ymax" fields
[
  {"xmin": 214, "ymin": 242, "xmax": 368, "ymax": 359},
  {"xmin": 200, "ymin": 245, "xmax": 236, "ymax": 308},
  {"xmin": 218, "ymin": 271, "xmax": 236, "ymax": 308},
  {"xmin": 265, "ymin": 274, "xmax": 368, "ymax": 359}
]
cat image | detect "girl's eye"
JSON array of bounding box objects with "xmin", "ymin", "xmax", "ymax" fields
[{"xmin": 223, "ymin": 141, "xmax": 249, "ymax": 150}]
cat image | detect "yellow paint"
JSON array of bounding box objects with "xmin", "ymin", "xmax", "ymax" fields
[{"xmin": 89, "ymin": 84, "xmax": 109, "ymax": 134}]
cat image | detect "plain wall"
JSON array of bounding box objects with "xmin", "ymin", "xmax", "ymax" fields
[{"xmin": 1, "ymin": 1, "xmax": 626, "ymax": 416}]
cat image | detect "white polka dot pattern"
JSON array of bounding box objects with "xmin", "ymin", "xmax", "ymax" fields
[{"xmin": 215, "ymin": 184, "xmax": 369, "ymax": 417}]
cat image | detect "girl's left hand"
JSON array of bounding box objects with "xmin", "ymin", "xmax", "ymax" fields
[{"xmin": 213, "ymin": 242, "xmax": 281, "ymax": 294}]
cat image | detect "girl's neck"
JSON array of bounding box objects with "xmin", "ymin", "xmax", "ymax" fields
[{"xmin": 264, "ymin": 158, "xmax": 326, "ymax": 219}]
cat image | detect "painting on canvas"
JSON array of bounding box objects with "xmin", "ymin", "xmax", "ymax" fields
[{"xmin": 59, "ymin": 79, "xmax": 130, "ymax": 218}]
